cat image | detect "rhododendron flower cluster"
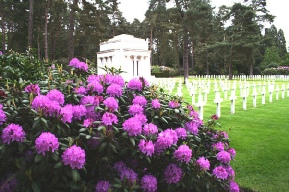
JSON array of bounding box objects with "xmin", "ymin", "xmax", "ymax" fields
[
  {"xmin": 1, "ymin": 124, "xmax": 25, "ymax": 144},
  {"xmin": 24, "ymin": 84, "xmax": 40, "ymax": 95},
  {"xmin": 69, "ymin": 58, "xmax": 88, "ymax": 72},
  {"xmin": 196, "ymin": 156, "xmax": 210, "ymax": 171},
  {"xmin": 141, "ymin": 174, "xmax": 157, "ymax": 192},
  {"xmin": 62, "ymin": 145, "xmax": 85, "ymax": 169},
  {"xmin": 95, "ymin": 181, "xmax": 111, "ymax": 192},
  {"xmin": 35, "ymin": 132, "xmax": 59, "ymax": 156},
  {"xmin": 174, "ymin": 144, "xmax": 192, "ymax": 163},
  {"xmin": 164, "ymin": 163, "xmax": 183, "ymax": 184}
]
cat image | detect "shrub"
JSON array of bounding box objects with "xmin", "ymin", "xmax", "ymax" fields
[
  {"xmin": 151, "ymin": 66, "xmax": 177, "ymax": 77},
  {"xmin": 0, "ymin": 55, "xmax": 239, "ymax": 191},
  {"xmin": 262, "ymin": 66, "xmax": 289, "ymax": 75}
]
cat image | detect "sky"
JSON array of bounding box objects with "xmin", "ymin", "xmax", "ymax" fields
[{"xmin": 118, "ymin": 0, "xmax": 289, "ymax": 48}]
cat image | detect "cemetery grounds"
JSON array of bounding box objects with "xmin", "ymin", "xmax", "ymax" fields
[{"xmin": 155, "ymin": 76, "xmax": 289, "ymax": 192}]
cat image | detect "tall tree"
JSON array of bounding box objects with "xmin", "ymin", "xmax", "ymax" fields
[
  {"xmin": 28, "ymin": 0, "xmax": 34, "ymax": 48},
  {"xmin": 0, "ymin": 0, "xmax": 6, "ymax": 53},
  {"xmin": 277, "ymin": 29, "xmax": 287, "ymax": 58},
  {"xmin": 44, "ymin": 0, "xmax": 50, "ymax": 61},
  {"xmin": 68, "ymin": 0, "xmax": 78, "ymax": 62}
]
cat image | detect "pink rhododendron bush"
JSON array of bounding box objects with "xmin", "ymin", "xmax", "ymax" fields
[{"xmin": 0, "ymin": 55, "xmax": 239, "ymax": 191}]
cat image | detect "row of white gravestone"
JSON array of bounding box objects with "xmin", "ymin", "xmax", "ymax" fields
[
  {"xmin": 153, "ymin": 78, "xmax": 289, "ymax": 120},
  {"xmin": 189, "ymin": 75, "xmax": 289, "ymax": 81},
  {"xmin": 184, "ymin": 79, "xmax": 289, "ymax": 120}
]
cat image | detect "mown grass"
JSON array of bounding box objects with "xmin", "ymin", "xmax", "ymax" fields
[{"xmin": 161, "ymin": 78, "xmax": 289, "ymax": 192}]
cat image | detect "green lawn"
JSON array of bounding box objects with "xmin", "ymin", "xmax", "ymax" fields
[{"xmin": 161, "ymin": 78, "xmax": 289, "ymax": 192}]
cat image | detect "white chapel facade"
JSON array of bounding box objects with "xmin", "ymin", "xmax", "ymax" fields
[{"xmin": 97, "ymin": 34, "xmax": 151, "ymax": 81}]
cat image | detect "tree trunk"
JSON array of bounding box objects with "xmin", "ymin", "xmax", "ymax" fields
[
  {"xmin": 150, "ymin": 27, "xmax": 153, "ymax": 65},
  {"xmin": 249, "ymin": 52, "xmax": 254, "ymax": 76},
  {"xmin": 68, "ymin": 0, "xmax": 78, "ymax": 62},
  {"xmin": 37, "ymin": 26, "xmax": 41, "ymax": 59},
  {"xmin": 28, "ymin": 0, "xmax": 34, "ymax": 48},
  {"xmin": 191, "ymin": 41, "xmax": 194, "ymax": 71},
  {"xmin": 206, "ymin": 49, "xmax": 209, "ymax": 75},
  {"xmin": 1, "ymin": 0, "xmax": 5, "ymax": 53},
  {"xmin": 229, "ymin": 45, "xmax": 233, "ymax": 80},
  {"xmin": 44, "ymin": 0, "xmax": 50, "ymax": 61},
  {"xmin": 183, "ymin": 30, "xmax": 189, "ymax": 83}
]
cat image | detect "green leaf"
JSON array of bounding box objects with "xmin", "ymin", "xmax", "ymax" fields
[
  {"xmin": 130, "ymin": 138, "xmax": 135, "ymax": 146},
  {"xmin": 145, "ymin": 156, "xmax": 151, "ymax": 164},
  {"xmin": 85, "ymin": 135, "xmax": 91, "ymax": 140},
  {"xmin": 112, "ymin": 183, "xmax": 122, "ymax": 188},
  {"xmin": 71, "ymin": 169, "xmax": 80, "ymax": 182},
  {"xmin": 109, "ymin": 142, "xmax": 117, "ymax": 153},
  {"xmin": 160, "ymin": 117, "xmax": 168, "ymax": 124},
  {"xmin": 32, "ymin": 181, "xmax": 41, "ymax": 192},
  {"xmin": 53, "ymin": 162, "xmax": 63, "ymax": 169},
  {"xmin": 79, "ymin": 128, "xmax": 87, "ymax": 133},
  {"xmin": 99, "ymin": 142, "xmax": 108, "ymax": 152},
  {"xmin": 34, "ymin": 154, "xmax": 43, "ymax": 163},
  {"xmin": 32, "ymin": 118, "xmax": 40, "ymax": 130},
  {"xmin": 97, "ymin": 125, "xmax": 106, "ymax": 131}
]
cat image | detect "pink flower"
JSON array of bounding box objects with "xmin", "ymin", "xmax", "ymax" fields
[
  {"xmin": 213, "ymin": 141, "xmax": 224, "ymax": 151},
  {"xmin": 101, "ymin": 112, "xmax": 118, "ymax": 126},
  {"xmin": 168, "ymin": 100, "xmax": 180, "ymax": 108},
  {"xmin": 155, "ymin": 129, "xmax": 178, "ymax": 153},
  {"xmin": 128, "ymin": 104, "xmax": 144, "ymax": 116},
  {"xmin": 164, "ymin": 163, "xmax": 182, "ymax": 184},
  {"xmin": 175, "ymin": 128, "xmax": 187, "ymax": 139},
  {"xmin": 151, "ymin": 99, "xmax": 160, "ymax": 109},
  {"xmin": 1, "ymin": 124, "xmax": 25, "ymax": 144},
  {"xmin": 230, "ymin": 181, "xmax": 240, "ymax": 192},
  {"xmin": 174, "ymin": 144, "xmax": 192, "ymax": 163},
  {"xmin": 133, "ymin": 95, "xmax": 147, "ymax": 106},
  {"xmin": 141, "ymin": 174, "xmax": 157, "ymax": 192},
  {"xmin": 95, "ymin": 181, "xmax": 111, "ymax": 192},
  {"xmin": 35, "ymin": 132, "xmax": 59, "ymax": 156},
  {"xmin": 143, "ymin": 123, "xmax": 158, "ymax": 136},
  {"xmin": 62, "ymin": 145, "xmax": 85, "ymax": 169},
  {"xmin": 228, "ymin": 148, "xmax": 236, "ymax": 158},
  {"xmin": 127, "ymin": 78, "xmax": 143, "ymax": 91},
  {"xmin": 103, "ymin": 97, "xmax": 118, "ymax": 111},
  {"xmin": 122, "ymin": 117, "xmax": 142, "ymax": 136},
  {"xmin": 196, "ymin": 156, "xmax": 210, "ymax": 171},
  {"xmin": 24, "ymin": 84, "xmax": 40, "ymax": 95},
  {"xmin": 213, "ymin": 166, "xmax": 228, "ymax": 180},
  {"xmin": 106, "ymin": 83, "xmax": 123, "ymax": 97},
  {"xmin": 47, "ymin": 89, "xmax": 65, "ymax": 105},
  {"xmin": 216, "ymin": 150, "xmax": 231, "ymax": 164},
  {"xmin": 138, "ymin": 139, "xmax": 155, "ymax": 156}
]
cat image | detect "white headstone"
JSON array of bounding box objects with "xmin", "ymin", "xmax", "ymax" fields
[
  {"xmin": 214, "ymin": 92, "xmax": 223, "ymax": 118},
  {"xmin": 252, "ymin": 87, "xmax": 257, "ymax": 107},
  {"xmin": 229, "ymin": 90, "xmax": 237, "ymax": 114}
]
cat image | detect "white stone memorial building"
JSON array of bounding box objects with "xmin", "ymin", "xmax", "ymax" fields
[{"xmin": 97, "ymin": 34, "xmax": 151, "ymax": 81}]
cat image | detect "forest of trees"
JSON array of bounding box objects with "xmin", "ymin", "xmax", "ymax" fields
[{"xmin": 0, "ymin": 0, "xmax": 289, "ymax": 79}]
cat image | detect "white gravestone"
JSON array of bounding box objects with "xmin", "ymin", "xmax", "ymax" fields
[
  {"xmin": 261, "ymin": 86, "xmax": 266, "ymax": 104},
  {"xmin": 281, "ymin": 84, "xmax": 285, "ymax": 99},
  {"xmin": 229, "ymin": 90, "xmax": 237, "ymax": 114},
  {"xmin": 214, "ymin": 92, "xmax": 223, "ymax": 118},
  {"xmin": 196, "ymin": 94, "xmax": 205, "ymax": 120},
  {"xmin": 252, "ymin": 87, "xmax": 257, "ymax": 107}
]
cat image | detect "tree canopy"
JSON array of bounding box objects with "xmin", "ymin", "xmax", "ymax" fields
[{"xmin": 0, "ymin": 0, "xmax": 288, "ymax": 78}]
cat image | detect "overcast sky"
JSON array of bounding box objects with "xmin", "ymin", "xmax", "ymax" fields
[{"xmin": 119, "ymin": 0, "xmax": 289, "ymax": 48}]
